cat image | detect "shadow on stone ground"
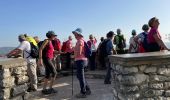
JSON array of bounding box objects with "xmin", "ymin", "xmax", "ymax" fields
[{"xmin": 28, "ymin": 75, "xmax": 113, "ymax": 100}]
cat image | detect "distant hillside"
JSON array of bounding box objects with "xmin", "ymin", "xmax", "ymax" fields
[
  {"xmin": 165, "ymin": 42, "xmax": 170, "ymax": 48},
  {"xmin": 0, "ymin": 47, "xmax": 15, "ymax": 55}
]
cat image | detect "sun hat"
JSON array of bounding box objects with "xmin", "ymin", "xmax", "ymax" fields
[
  {"xmin": 46, "ymin": 31, "xmax": 57, "ymax": 38},
  {"xmin": 72, "ymin": 28, "xmax": 83, "ymax": 36}
]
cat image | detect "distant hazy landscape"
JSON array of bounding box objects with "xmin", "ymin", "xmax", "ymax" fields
[{"xmin": 0, "ymin": 47, "xmax": 15, "ymax": 55}]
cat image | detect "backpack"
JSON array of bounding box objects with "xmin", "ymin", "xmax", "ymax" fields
[
  {"xmin": 141, "ymin": 32, "xmax": 149, "ymax": 52},
  {"xmin": 98, "ymin": 39, "xmax": 110, "ymax": 57},
  {"xmin": 61, "ymin": 41, "xmax": 68, "ymax": 52},
  {"xmin": 27, "ymin": 42, "xmax": 39, "ymax": 58},
  {"xmin": 84, "ymin": 41, "xmax": 92, "ymax": 58},
  {"xmin": 114, "ymin": 35, "xmax": 126, "ymax": 49},
  {"xmin": 52, "ymin": 39, "xmax": 61, "ymax": 51}
]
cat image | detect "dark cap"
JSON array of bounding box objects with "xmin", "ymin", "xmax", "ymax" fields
[
  {"xmin": 46, "ymin": 31, "xmax": 57, "ymax": 38},
  {"xmin": 142, "ymin": 24, "xmax": 149, "ymax": 31},
  {"xmin": 107, "ymin": 31, "xmax": 115, "ymax": 38}
]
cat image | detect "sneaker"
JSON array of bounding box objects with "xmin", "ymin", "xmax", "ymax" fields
[
  {"xmin": 48, "ymin": 88, "xmax": 58, "ymax": 94},
  {"xmin": 86, "ymin": 90, "xmax": 91, "ymax": 95},
  {"xmin": 41, "ymin": 89, "xmax": 51, "ymax": 94},
  {"xmin": 75, "ymin": 93, "xmax": 87, "ymax": 98}
]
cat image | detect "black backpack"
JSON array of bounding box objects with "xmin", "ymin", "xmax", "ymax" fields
[
  {"xmin": 27, "ymin": 42, "xmax": 39, "ymax": 58},
  {"xmin": 142, "ymin": 32, "xmax": 149, "ymax": 52},
  {"xmin": 84, "ymin": 41, "xmax": 92, "ymax": 58},
  {"xmin": 38, "ymin": 40, "xmax": 48, "ymax": 58},
  {"xmin": 98, "ymin": 39, "xmax": 110, "ymax": 57}
]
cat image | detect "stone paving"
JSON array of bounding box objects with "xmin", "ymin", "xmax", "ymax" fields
[{"xmin": 28, "ymin": 71, "xmax": 113, "ymax": 100}]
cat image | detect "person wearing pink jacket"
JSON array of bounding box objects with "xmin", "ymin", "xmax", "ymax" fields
[{"xmin": 87, "ymin": 34, "xmax": 97, "ymax": 70}]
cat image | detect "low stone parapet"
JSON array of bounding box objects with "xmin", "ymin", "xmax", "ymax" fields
[
  {"xmin": 109, "ymin": 51, "xmax": 170, "ymax": 99},
  {"xmin": 0, "ymin": 58, "xmax": 29, "ymax": 100}
]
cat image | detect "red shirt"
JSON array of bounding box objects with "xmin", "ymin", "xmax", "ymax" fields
[
  {"xmin": 46, "ymin": 41, "xmax": 54, "ymax": 59},
  {"xmin": 148, "ymin": 28, "xmax": 161, "ymax": 44},
  {"xmin": 65, "ymin": 40, "xmax": 73, "ymax": 53}
]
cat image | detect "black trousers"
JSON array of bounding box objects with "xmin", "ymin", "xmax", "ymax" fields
[{"xmin": 65, "ymin": 52, "xmax": 71, "ymax": 70}]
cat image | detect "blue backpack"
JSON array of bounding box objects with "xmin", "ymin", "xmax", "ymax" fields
[
  {"xmin": 84, "ymin": 41, "xmax": 92, "ymax": 58},
  {"xmin": 142, "ymin": 32, "xmax": 149, "ymax": 52}
]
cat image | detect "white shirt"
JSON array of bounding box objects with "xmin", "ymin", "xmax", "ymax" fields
[
  {"xmin": 129, "ymin": 37, "xmax": 138, "ymax": 53},
  {"xmin": 17, "ymin": 41, "xmax": 35, "ymax": 62}
]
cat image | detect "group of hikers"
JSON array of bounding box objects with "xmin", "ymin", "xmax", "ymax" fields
[{"xmin": 6, "ymin": 17, "xmax": 169, "ymax": 98}]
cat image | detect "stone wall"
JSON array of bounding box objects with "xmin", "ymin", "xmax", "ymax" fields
[
  {"xmin": 0, "ymin": 58, "xmax": 29, "ymax": 100},
  {"xmin": 109, "ymin": 51, "xmax": 170, "ymax": 100}
]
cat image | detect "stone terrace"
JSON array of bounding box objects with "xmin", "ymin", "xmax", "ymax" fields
[{"xmin": 28, "ymin": 74, "xmax": 113, "ymax": 100}]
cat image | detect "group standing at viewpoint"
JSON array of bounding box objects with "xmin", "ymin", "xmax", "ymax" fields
[{"xmin": 6, "ymin": 17, "xmax": 169, "ymax": 98}]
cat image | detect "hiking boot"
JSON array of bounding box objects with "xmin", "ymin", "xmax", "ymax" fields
[
  {"xmin": 104, "ymin": 81, "xmax": 111, "ymax": 84},
  {"xmin": 41, "ymin": 89, "xmax": 51, "ymax": 94},
  {"xmin": 86, "ymin": 90, "xmax": 91, "ymax": 95},
  {"xmin": 48, "ymin": 88, "xmax": 58, "ymax": 94},
  {"xmin": 75, "ymin": 93, "xmax": 87, "ymax": 98},
  {"xmin": 27, "ymin": 87, "xmax": 37, "ymax": 92}
]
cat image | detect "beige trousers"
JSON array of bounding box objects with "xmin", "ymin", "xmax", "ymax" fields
[{"xmin": 27, "ymin": 59, "xmax": 37, "ymax": 89}]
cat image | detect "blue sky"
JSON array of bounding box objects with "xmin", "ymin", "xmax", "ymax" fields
[{"xmin": 0, "ymin": 0, "xmax": 170, "ymax": 47}]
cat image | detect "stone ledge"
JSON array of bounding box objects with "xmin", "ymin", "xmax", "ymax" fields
[
  {"xmin": 109, "ymin": 51, "xmax": 170, "ymax": 66},
  {"xmin": 0, "ymin": 58, "xmax": 27, "ymax": 69}
]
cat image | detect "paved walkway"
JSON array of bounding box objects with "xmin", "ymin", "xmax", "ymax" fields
[{"xmin": 28, "ymin": 71, "xmax": 113, "ymax": 100}]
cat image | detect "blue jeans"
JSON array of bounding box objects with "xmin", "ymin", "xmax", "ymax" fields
[
  {"xmin": 104, "ymin": 57, "xmax": 112, "ymax": 83},
  {"xmin": 75, "ymin": 60, "xmax": 90, "ymax": 94}
]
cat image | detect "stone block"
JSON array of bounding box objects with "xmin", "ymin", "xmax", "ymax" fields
[
  {"xmin": 140, "ymin": 98, "xmax": 155, "ymax": 100},
  {"xmin": 111, "ymin": 64, "xmax": 115, "ymax": 70},
  {"xmin": 12, "ymin": 83, "xmax": 28, "ymax": 97},
  {"xmin": 0, "ymin": 77, "xmax": 15, "ymax": 88},
  {"xmin": 12, "ymin": 67, "xmax": 22, "ymax": 75},
  {"xmin": 122, "ymin": 67, "xmax": 138, "ymax": 74},
  {"xmin": 149, "ymin": 83, "xmax": 164, "ymax": 89},
  {"xmin": 10, "ymin": 95, "xmax": 23, "ymax": 100},
  {"xmin": 144, "ymin": 67, "xmax": 157, "ymax": 73},
  {"xmin": 120, "ymin": 85, "xmax": 139, "ymax": 93},
  {"xmin": 139, "ymin": 65, "xmax": 147, "ymax": 72},
  {"xmin": 141, "ymin": 97, "xmax": 167, "ymax": 100},
  {"xmin": 140, "ymin": 83, "xmax": 148, "ymax": 90},
  {"xmin": 121, "ymin": 74, "xmax": 148, "ymax": 85},
  {"xmin": 143, "ymin": 89, "xmax": 164, "ymax": 98},
  {"xmin": 164, "ymin": 82, "xmax": 170, "ymax": 89},
  {"xmin": 150, "ymin": 75, "xmax": 170, "ymax": 82},
  {"xmin": 0, "ymin": 69, "xmax": 11, "ymax": 79},
  {"xmin": 112, "ymin": 88, "xmax": 117, "ymax": 97},
  {"xmin": 157, "ymin": 68, "xmax": 170, "ymax": 76},
  {"xmin": 118, "ymin": 93, "xmax": 140, "ymax": 100},
  {"xmin": 115, "ymin": 65, "xmax": 123, "ymax": 73},
  {"xmin": 165, "ymin": 90, "xmax": 170, "ymax": 97},
  {"xmin": 0, "ymin": 88, "xmax": 11, "ymax": 100},
  {"xmin": 16, "ymin": 75, "xmax": 29, "ymax": 85}
]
